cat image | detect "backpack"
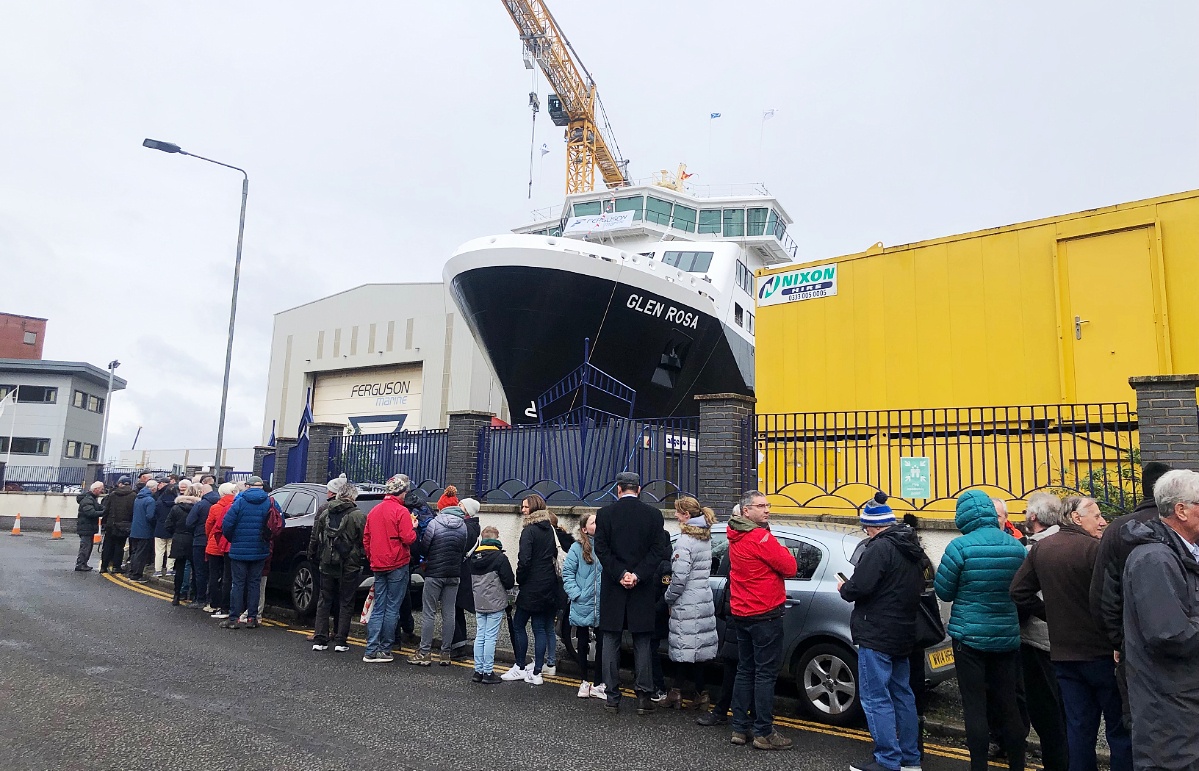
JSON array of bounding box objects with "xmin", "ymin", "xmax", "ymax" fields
[
  {"xmin": 261, "ymin": 500, "xmax": 283, "ymax": 543},
  {"xmin": 319, "ymin": 506, "xmax": 356, "ymax": 568}
]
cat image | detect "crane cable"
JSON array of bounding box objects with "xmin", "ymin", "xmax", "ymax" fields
[{"xmin": 527, "ymin": 65, "xmax": 540, "ymax": 199}]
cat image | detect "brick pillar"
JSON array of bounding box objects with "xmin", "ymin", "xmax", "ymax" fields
[
  {"xmin": 446, "ymin": 410, "xmax": 494, "ymax": 499},
  {"xmin": 1129, "ymin": 374, "xmax": 1199, "ymax": 467},
  {"xmin": 252, "ymin": 446, "xmax": 273, "ymax": 479},
  {"xmin": 274, "ymin": 437, "xmax": 297, "ymax": 487},
  {"xmin": 696, "ymin": 393, "xmax": 757, "ymax": 520},
  {"xmin": 306, "ymin": 423, "xmax": 345, "ymax": 484},
  {"xmin": 86, "ymin": 462, "xmax": 105, "ymax": 485}
]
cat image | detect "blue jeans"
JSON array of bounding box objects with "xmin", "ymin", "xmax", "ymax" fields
[
  {"xmin": 859, "ymin": 647, "xmax": 921, "ymax": 770},
  {"xmin": 366, "ymin": 566, "xmax": 409, "ymax": 656},
  {"xmin": 190, "ymin": 546, "xmax": 209, "ymax": 603},
  {"xmin": 229, "ymin": 558, "xmax": 265, "ymax": 621},
  {"xmin": 731, "ymin": 614, "xmax": 784, "ymax": 737},
  {"xmin": 1053, "ymin": 659, "xmax": 1132, "ymax": 771},
  {"xmin": 474, "ymin": 611, "xmax": 504, "ymax": 673},
  {"xmin": 512, "ymin": 608, "xmax": 554, "ymax": 673}
]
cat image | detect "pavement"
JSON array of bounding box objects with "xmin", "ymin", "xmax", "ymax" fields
[{"xmin": 0, "ymin": 536, "xmax": 1016, "ymax": 771}]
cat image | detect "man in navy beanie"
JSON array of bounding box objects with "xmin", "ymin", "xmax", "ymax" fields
[{"xmin": 840, "ymin": 492, "xmax": 928, "ymax": 771}]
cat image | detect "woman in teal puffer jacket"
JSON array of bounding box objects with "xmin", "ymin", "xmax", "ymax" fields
[
  {"xmin": 934, "ymin": 489, "xmax": 1029, "ymax": 771},
  {"xmin": 562, "ymin": 512, "xmax": 604, "ymax": 699}
]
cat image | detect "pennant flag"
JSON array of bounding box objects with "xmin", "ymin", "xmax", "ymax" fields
[
  {"xmin": 710, "ymin": 112, "xmax": 722, "ymax": 119},
  {"xmin": 539, "ymin": 143, "xmax": 550, "ymax": 157},
  {"xmin": 763, "ymin": 108, "xmax": 776, "ymax": 120},
  {"xmin": 267, "ymin": 420, "xmax": 276, "ymax": 447}
]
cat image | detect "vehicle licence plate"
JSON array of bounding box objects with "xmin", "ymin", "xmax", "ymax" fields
[{"xmin": 927, "ymin": 647, "xmax": 955, "ymax": 669}]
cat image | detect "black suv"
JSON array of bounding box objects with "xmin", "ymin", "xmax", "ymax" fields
[{"xmin": 266, "ymin": 484, "xmax": 426, "ymax": 616}]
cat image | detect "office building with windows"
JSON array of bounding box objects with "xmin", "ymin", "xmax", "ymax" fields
[{"xmin": 0, "ymin": 359, "xmax": 127, "ymax": 469}]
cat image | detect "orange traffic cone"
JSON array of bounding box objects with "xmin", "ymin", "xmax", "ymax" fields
[
  {"xmin": 94, "ymin": 517, "xmax": 103, "ymax": 545},
  {"xmin": 10, "ymin": 513, "xmax": 22, "ymax": 536},
  {"xmin": 51, "ymin": 515, "xmax": 63, "ymax": 539}
]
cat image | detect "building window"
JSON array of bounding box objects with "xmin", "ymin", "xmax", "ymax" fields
[
  {"xmin": 82, "ymin": 443, "xmax": 99, "ymax": 461},
  {"xmin": 23, "ymin": 331, "xmax": 37, "ymax": 345},
  {"xmin": 0, "ymin": 437, "xmax": 51, "ymax": 456},
  {"xmin": 1, "ymin": 385, "xmax": 58, "ymax": 404},
  {"xmin": 734, "ymin": 303, "xmax": 744, "ymax": 327},
  {"xmin": 64, "ymin": 440, "xmax": 80, "ymax": 459},
  {"xmin": 71, "ymin": 390, "xmax": 104, "ymax": 413}
]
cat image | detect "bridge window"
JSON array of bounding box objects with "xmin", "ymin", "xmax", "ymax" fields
[
  {"xmin": 671, "ymin": 204, "xmax": 697, "ymax": 232},
  {"xmin": 646, "ymin": 196, "xmax": 673, "ymax": 226},
  {"xmin": 698, "ymin": 209, "xmax": 722, "ymax": 234},
  {"xmin": 662, "ymin": 251, "xmax": 714, "ymax": 273},
  {"xmin": 613, "ymin": 195, "xmax": 644, "ymax": 221},
  {"xmin": 573, "ymin": 201, "xmax": 601, "ymax": 216},
  {"xmin": 723, "ymin": 209, "xmax": 745, "ymax": 237},
  {"xmin": 747, "ymin": 207, "xmax": 768, "ymax": 236}
]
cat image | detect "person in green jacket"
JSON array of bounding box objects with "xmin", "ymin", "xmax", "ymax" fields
[
  {"xmin": 935, "ymin": 490, "xmax": 1029, "ymax": 771},
  {"xmin": 307, "ymin": 482, "xmax": 366, "ymax": 652}
]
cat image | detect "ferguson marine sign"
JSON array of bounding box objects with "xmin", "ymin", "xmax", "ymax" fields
[{"xmin": 312, "ymin": 364, "xmax": 423, "ymax": 434}]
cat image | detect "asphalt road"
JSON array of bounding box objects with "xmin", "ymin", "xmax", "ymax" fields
[{"xmin": 0, "ymin": 536, "xmax": 987, "ymax": 771}]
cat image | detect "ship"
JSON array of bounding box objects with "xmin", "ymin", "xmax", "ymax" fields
[{"xmin": 443, "ymin": 174, "xmax": 797, "ymax": 422}]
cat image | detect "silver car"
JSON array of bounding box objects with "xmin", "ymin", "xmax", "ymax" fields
[{"xmin": 693, "ymin": 521, "xmax": 955, "ymax": 726}]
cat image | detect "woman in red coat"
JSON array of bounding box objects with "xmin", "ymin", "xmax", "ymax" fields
[{"xmin": 204, "ymin": 482, "xmax": 237, "ymax": 618}]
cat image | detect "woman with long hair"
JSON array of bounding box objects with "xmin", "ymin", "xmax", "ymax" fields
[
  {"xmin": 563, "ymin": 511, "xmax": 605, "ymax": 698},
  {"xmin": 663, "ymin": 496, "xmax": 719, "ymax": 709},
  {"xmin": 500, "ymin": 494, "xmax": 559, "ymax": 685}
]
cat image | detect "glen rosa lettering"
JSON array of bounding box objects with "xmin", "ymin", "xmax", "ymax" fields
[{"xmin": 626, "ymin": 293, "xmax": 700, "ymax": 329}]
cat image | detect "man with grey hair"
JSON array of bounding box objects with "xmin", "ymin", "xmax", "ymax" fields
[
  {"xmin": 74, "ymin": 480, "xmax": 105, "ymax": 571},
  {"xmin": 1011, "ymin": 492, "xmax": 1068, "ymax": 771},
  {"xmin": 1122, "ymin": 469, "xmax": 1199, "ymax": 769},
  {"xmin": 362, "ymin": 473, "xmax": 416, "ymax": 662}
]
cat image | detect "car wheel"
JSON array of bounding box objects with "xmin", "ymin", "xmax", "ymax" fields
[
  {"xmin": 290, "ymin": 559, "xmax": 317, "ymax": 616},
  {"xmin": 794, "ymin": 642, "xmax": 862, "ymax": 726}
]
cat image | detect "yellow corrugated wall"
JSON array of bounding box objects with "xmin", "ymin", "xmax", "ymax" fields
[{"xmin": 757, "ymin": 190, "xmax": 1199, "ymax": 415}]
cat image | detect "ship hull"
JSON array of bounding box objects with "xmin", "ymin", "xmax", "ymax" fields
[{"xmin": 446, "ymin": 241, "xmax": 753, "ymax": 423}]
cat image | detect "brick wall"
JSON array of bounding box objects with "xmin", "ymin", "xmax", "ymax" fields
[
  {"xmin": 446, "ymin": 411, "xmax": 493, "ymax": 498},
  {"xmin": 273, "ymin": 437, "xmax": 297, "ymax": 488},
  {"xmin": 1130, "ymin": 375, "xmax": 1199, "ymax": 467},
  {"xmin": 0, "ymin": 314, "xmax": 46, "ymax": 359},
  {"xmin": 305, "ymin": 423, "xmax": 344, "ymax": 484}
]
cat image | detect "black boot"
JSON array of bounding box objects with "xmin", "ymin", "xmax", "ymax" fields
[
  {"xmin": 636, "ymin": 695, "xmax": 655, "ymax": 715},
  {"xmin": 171, "ymin": 595, "xmax": 181, "ymax": 606}
]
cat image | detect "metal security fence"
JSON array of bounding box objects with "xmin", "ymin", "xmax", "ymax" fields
[
  {"xmin": 478, "ymin": 412, "xmax": 699, "ymax": 505},
  {"xmin": 327, "ymin": 429, "xmax": 448, "ymax": 490},
  {"xmin": 1, "ymin": 465, "xmax": 90, "ymax": 492},
  {"xmin": 753, "ymin": 403, "xmax": 1139, "ymax": 515}
]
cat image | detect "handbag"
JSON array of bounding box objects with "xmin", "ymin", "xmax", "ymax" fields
[{"xmin": 914, "ymin": 591, "xmax": 946, "ymax": 650}]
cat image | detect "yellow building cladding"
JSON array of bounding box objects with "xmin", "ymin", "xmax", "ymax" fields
[
  {"xmin": 752, "ymin": 190, "xmax": 1199, "ymax": 518},
  {"xmin": 755, "ymin": 189, "xmax": 1199, "ymax": 414}
]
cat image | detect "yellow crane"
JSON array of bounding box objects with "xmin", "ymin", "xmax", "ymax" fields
[{"xmin": 501, "ymin": 0, "xmax": 629, "ymax": 195}]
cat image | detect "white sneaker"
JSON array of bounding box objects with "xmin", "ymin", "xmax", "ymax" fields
[
  {"xmin": 577, "ymin": 681, "xmax": 592, "ymax": 698},
  {"xmin": 238, "ymin": 612, "xmax": 249, "ymax": 623},
  {"xmin": 210, "ymin": 611, "xmax": 229, "ymax": 619},
  {"xmin": 500, "ymin": 665, "xmax": 526, "ymax": 682},
  {"xmin": 525, "ymin": 671, "xmax": 544, "ymax": 686},
  {"xmin": 334, "ymin": 645, "xmax": 350, "ymax": 653},
  {"xmin": 202, "ymin": 605, "xmax": 215, "ymax": 613},
  {"xmin": 312, "ymin": 644, "xmax": 328, "ymax": 651},
  {"xmin": 542, "ymin": 664, "xmax": 556, "ymax": 677},
  {"xmin": 590, "ymin": 683, "xmax": 607, "ymax": 699},
  {"xmin": 900, "ymin": 766, "xmax": 923, "ymax": 771}
]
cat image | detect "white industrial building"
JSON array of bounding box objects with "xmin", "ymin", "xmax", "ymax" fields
[{"xmin": 261, "ymin": 283, "xmax": 507, "ymax": 443}]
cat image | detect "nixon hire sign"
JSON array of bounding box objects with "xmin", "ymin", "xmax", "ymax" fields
[{"xmin": 757, "ymin": 264, "xmax": 838, "ymax": 307}]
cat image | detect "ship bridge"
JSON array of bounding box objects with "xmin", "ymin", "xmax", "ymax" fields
[{"xmin": 514, "ymin": 182, "xmax": 798, "ymax": 267}]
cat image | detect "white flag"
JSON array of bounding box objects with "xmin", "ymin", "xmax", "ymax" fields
[
  {"xmin": 540, "ymin": 143, "xmax": 550, "ymax": 157},
  {"xmin": 763, "ymin": 108, "xmax": 776, "ymax": 120},
  {"xmin": 0, "ymin": 391, "xmax": 14, "ymax": 420}
]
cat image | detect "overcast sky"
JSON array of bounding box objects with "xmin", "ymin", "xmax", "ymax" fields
[{"xmin": 2, "ymin": 1, "xmax": 1196, "ymax": 461}]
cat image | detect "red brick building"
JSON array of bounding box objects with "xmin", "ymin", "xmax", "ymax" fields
[{"xmin": 0, "ymin": 313, "xmax": 47, "ymax": 359}]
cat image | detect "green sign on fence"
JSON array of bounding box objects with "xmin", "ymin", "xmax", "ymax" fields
[{"xmin": 900, "ymin": 457, "xmax": 931, "ymax": 499}]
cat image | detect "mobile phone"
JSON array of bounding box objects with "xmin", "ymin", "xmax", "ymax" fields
[{"xmin": 836, "ymin": 572, "xmax": 849, "ymax": 583}]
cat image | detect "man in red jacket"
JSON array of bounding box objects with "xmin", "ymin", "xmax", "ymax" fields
[
  {"xmin": 727, "ymin": 490, "xmax": 797, "ymax": 751},
  {"xmin": 362, "ymin": 474, "xmax": 417, "ymax": 663}
]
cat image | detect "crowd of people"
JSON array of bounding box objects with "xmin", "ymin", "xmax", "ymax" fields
[{"xmin": 72, "ymin": 461, "xmax": 1199, "ymax": 771}]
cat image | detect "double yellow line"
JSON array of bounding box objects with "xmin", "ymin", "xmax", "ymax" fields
[{"xmin": 103, "ymin": 573, "xmax": 1030, "ymax": 769}]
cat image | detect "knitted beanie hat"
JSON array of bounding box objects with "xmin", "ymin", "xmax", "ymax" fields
[
  {"xmin": 861, "ymin": 491, "xmax": 896, "ymax": 527},
  {"xmin": 385, "ymin": 474, "xmax": 411, "ymax": 495}
]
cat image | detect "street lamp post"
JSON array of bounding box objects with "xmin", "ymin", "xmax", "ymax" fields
[
  {"xmin": 99, "ymin": 359, "xmax": 120, "ymax": 464},
  {"xmin": 143, "ymin": 138, "xmax": 248, "ymax": 483}
]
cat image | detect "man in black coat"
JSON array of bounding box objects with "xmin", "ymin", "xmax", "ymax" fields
[
  {"xmin": 74, "ymin": 481, "xmax": 105, "ymax": 571},
  {"xmin": 100, "ymin": 476, "xmax": 136, "ymax": 574},
  {"xmin": 594, "ymin": 471, "xmax": 670, "ymax": 715}
]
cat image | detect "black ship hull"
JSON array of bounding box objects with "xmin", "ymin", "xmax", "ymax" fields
[{"xmin": 448, "ymin": 264, "xmax": 753, "ymax": 423}]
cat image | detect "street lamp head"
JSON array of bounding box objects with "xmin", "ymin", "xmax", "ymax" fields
[
  {"xmin": 143, "ymin": 138, "xmax": 182, "ymax": 154},
  {"xmin": 108, "ymin": 360, "xmax": 121, "ymax": 370}
]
